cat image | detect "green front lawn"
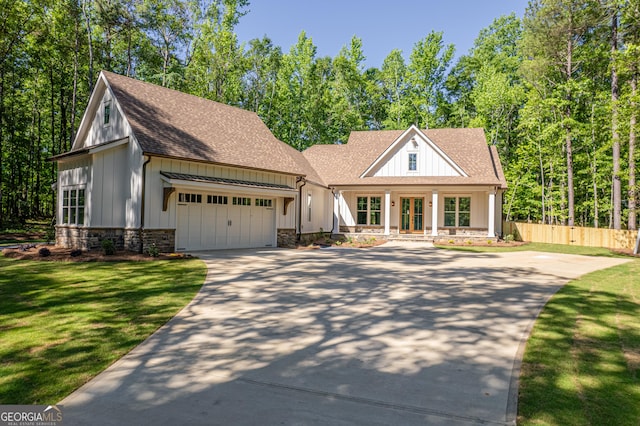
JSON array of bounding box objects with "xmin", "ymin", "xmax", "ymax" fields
[
  {"xmin": 518, "ymin": 259, "xmax": 640, "ymax": 425},
  {"xmin": 436, "ymin": 242, "xmax": 640, "ymax": 425},
  {"xmin": 434, "ymin": 241, "xmax": 627, "ymax": 257},
  {"xmin": 0, "ymin": 256, "xmax": 207, "ymax": 404}
]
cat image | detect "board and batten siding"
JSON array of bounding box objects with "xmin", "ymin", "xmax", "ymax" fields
[
  {"xmin": 299, "ymin": 183, "xmax": 333, "ymax": 234},
  {"xmin": 90, "ymin": 143, "xmax": 129, "ymax": 227},
  {"xmin": 143, "ymin": 157, "xmax": 298, "ymax": 231},
  {"xmin": 371, "ymin": 133, "xmax": 461, "ymax": 177},
  {"xmin": 81, "ymin": 84, "xmax": 131, "ymax": 148},
  {"xmin": 57, "ymin": 157, "xmax": 91, "ymax": 226}
]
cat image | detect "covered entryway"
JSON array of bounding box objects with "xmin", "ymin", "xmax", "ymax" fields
[{"xmin": 400, "ymin": 197, "xmax": 424, "ymax": 233}]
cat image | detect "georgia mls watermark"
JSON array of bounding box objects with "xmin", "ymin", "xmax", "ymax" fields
[{"xmin": 0, "ymin": 405, "xmax": 63, "ymax": 426}]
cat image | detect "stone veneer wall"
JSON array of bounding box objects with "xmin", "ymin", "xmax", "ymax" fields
[
  {"xmin": 277, "ymin": 228, "xmax": 296, "ymax": 248},
  {"xmin": 142, "ymin": 229, "xmax": 175, "ymax": 253},
  {"xmin": 56, "ymin": 226, "xmax": 175, "ymax": 253}
]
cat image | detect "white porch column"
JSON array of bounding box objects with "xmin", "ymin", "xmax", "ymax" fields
[
  {"xmin": 333, "ymin": 191, "xmax": 341, "ymax": 234},
  {"xmin": 384, "ymin": 190, "xmax": 391, "ymax": 235},
  {"xmin": 488, "ymin": 189, "xmax": 496, "ymax": 237},
  {"xmin": 431, "ymin": 190, "xmax": 439, "ymax": 237}
]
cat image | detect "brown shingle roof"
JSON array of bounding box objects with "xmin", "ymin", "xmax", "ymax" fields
[
  {"xmin": 102, "ymin": 71, "xmax": 306, "ymax": 176},
  {"xmin": 303, "ymin": 127, "xmax": 507, "ymax": 188}
]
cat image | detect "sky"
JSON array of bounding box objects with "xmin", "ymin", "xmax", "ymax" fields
[{"xmin": 235, "ymin": 1, "xmax": 530, "ymax": 69}]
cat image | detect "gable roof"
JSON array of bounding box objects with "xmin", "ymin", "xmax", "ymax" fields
[
  {"xmin": 303, "ymin": 128, "xmax": 507, "ymax": 188},
  {"xmin": 360, "ymin": 125, "xmax": 468, "ymax": 178},
  {"xmin": 65, "ymin": 71, "xmax": 308, "ymax": 177}
]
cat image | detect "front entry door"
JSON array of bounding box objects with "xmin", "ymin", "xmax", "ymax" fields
[{"xmin": 400, "ymin": 198, "xmax": 424, "ymax": 233}]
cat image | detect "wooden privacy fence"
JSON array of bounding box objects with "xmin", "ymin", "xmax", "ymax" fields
[{"xmin": 503, "ymin": 221, "xmax": 639, "ymax": 251}]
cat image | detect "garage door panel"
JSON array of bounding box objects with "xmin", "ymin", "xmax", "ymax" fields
[{"xmin": 176, "ymin": 191, "xmax": 277, "ymax": 251}]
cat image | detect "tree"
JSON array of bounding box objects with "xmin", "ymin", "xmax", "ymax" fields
[
  {"xmin": 522, "ymin": 0, "xmax": 600, "ymax": 226},
  {"xmin": 185, "ymin": 0, "xmax": 249, "ymax": 104},
  {"xmin": 138, "ymin": 0, "xmax": 192, "ymax": 88},
  {"xmin": 405, "ymin": 32, "xmax": 455, "ymax": 128}
]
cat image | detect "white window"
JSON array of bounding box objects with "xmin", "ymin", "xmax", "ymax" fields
[
  {"xmin": 103, "ymin": 101, "xmax": 111, "ymax": 125},
  {"xmin": 307, "ymin": 193, "xmax": 312, "ymax": 221},
  {"xmin": 357, "ymin": 196, "xmax": 381, "ymax": 225},
  {"xmin": 444, "ymin": 196, "xmax": 471, "ymax": 227},
  {"xmin": 255, "ymin": 198, "xmax": 273, "ymax": 207},
  {"xmin": 62, "ymin": 187, "xmax": 85, "ymax": 225},
  {"xmin": 408, "ymin": 153, "xmax": 417, "ymax": 171}
]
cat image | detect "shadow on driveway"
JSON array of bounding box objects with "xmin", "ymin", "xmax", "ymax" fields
[{"xmin": 61, "ymin": 244, "xmax": 628, "ymax": 425}]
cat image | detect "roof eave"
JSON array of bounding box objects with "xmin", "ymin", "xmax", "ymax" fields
[{"xmin": 143, "ymin": 151, "xmax": 306, "ymax": 178}]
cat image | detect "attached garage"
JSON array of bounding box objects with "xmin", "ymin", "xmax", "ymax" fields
[
  {"xmin": 161, "ymin": 172, "xmax": 295, "ymax": 251},
  {"xmin": 175, "ymin": 192, "xmax": 276, "ymax": 251}
]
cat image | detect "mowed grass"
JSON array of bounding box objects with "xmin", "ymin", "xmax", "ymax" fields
[
  {"xmin": 436, "ymin": 242, "xmax": 640, "ymax": 424},
  {"xmin": 434, "ymin": 241, "xmax": 626, "ymax": 257},
  {"xmin": 517, "ymin": 259, "xmax": 640, "ymax": 425},
  {"xmin": 0, "ymin": 256, "xmax": 207, "ymax": 404}
]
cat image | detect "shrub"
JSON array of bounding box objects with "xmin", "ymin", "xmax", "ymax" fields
[
  {"xmin": 101, "ymin": 239, "xmax": 115, "ymax": 255},
  {"xmin": 487, "ymin": 240, "xmax": 493, "ymax": 245},
  {"xmin": 466, "ymin": 240, "xmax": 473, "ymax": 245},
  {"xmin": 70, "ymin": 249, "xmax": 82, "ymax": 257},
  {"xmin": 505, "ymin": 234, "xmax": 514, "ymax": 243},
  {"xmin": 147, "ymin": 243, "xmax": 159, "ymax": 257},
  {"xmin": 38, "ymin": 247, "xmax": 51, "ymax": 257},
  {"xmin": 45, "ymin": 227, "xmax": 55, "ymax": 243}
]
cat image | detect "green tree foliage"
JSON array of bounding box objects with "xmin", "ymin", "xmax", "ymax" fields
[{"xmin": 1, "ymin": 0, "xmax": 638, "ymax": 232}]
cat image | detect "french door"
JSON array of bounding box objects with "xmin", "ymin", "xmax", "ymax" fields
[{"xmin": 400, "ymin": 197, "xmax": 424, "ymax": 233}]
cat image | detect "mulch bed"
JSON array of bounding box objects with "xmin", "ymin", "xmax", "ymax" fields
[
  {"xmin": 1, "ymin": 244, "xmax": 189, "ymax": 262},
  {"xmin": 434, "ymin": 240, "xmax": 528, "ymax": 248}
]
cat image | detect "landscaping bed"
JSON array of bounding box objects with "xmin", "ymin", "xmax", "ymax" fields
[{"xmin": 2, "ymin": 244, "xmax": 189, "ymax": 262}]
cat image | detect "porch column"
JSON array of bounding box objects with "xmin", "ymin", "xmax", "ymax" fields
[
  {"xmin": 384, "ymin": 190, "xmax": 391, "ymax": 235},
  {"xmin": 333, "ymin": 191, "xmax": 341, "ymax": 234},
  {"xmin": 488, "ymin": 189, "xmax": 496, "ymax": 237},
  {"xmin": 431, "ymin": 190, "xmax": 439, "ymax": 237}
]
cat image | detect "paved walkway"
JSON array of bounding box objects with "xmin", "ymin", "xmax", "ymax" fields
[{"xmin": 60, "ymin": 243, "xmax": 628, "ymax": 425}]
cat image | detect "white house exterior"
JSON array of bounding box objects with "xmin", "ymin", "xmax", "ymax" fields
[
  {"xmin": 303, "ymin": 127, "xmax": 507, "ymax": 239},
  {"xmin": 52, "ymin": 71, "xmax": 506, "ymax": 252}
]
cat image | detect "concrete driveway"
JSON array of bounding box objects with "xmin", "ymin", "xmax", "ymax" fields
[{"xmin": 61, "ymin": 243, "xmax": 628, "ymax": 425}]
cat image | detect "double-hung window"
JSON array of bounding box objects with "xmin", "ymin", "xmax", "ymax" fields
[
  {"xmin": 62, "ymin": 188, "xmax": 85, "ymax": 225},
  {"xmin": 356, "ymin": 196, "xmax": 382, "ymax": 225},
  {"xmin": 444, "ymin": 196, "xmax": 471, "ymax": 227}
]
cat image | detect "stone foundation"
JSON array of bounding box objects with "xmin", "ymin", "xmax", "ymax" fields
[
  {"xmin": 277, "ymin": 228, "xmax": 296, "ymax": 248},
  {"xmin": 339, "ymin": 225, "xmax": 387, "ymax": 234},
  {"xmin": 56, "ymin": 226, "xmax": 176, "ymax": 253},
  {"xmin": 142, "ymin": 229, "xmax": 175, "ymax": 253}
]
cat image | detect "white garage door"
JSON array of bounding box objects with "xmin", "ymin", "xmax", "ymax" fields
[{"xmin": 176, "ymin": 192, "xmax": 276, "ymax": 251}]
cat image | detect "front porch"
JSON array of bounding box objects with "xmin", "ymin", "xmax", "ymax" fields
[{"xmin": 334, "ymin": 188, "xmax": 502, "ymax": 239}]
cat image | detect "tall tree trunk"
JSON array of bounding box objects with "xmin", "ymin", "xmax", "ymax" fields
[
  {"xmin": 82, "ymin": 0, "xmax": 94, "ymax": 92},
  {"xmin": 565, "ymin": 35, "xmax": 575, "ymax": 226},
  {"xmin": 0, "ymin": 71, "xmax": 4, "ymax": 228},
  {"xmin": 629, "ymin": 66, "xmax": 637, "ymax": 230},
  {"xmin": 70, "ymin": 10, "xmax": 80, "ymax": 146},
  {"xmin": 611, "ymin": 10, "xmax": 621, "ymax": 229},
  {"xmin": 591, "ymin": 103, "xmax": 599, "ymax": 228}
]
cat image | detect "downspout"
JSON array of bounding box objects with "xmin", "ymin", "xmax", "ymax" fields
[
  {"xmin": 139, "ymin": 155, "xmax": 151, "ymax": 253},
  {"xmin": 297, "ymin": 176, "xmax": 307, "ymax": 242}
]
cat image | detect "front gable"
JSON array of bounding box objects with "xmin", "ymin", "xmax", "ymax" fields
[
  {"xmin": 360, "ymin": 126, "xmax": 467, "ymax": 178},
  {"xmin": 71, "ymin": 73, "xmax": 132, "ymax": 151}
]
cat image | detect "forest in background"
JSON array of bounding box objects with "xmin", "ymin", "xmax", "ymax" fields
[{"xmin": 0, "ymin": 0, "xmax": 638, "ymax": 230}]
